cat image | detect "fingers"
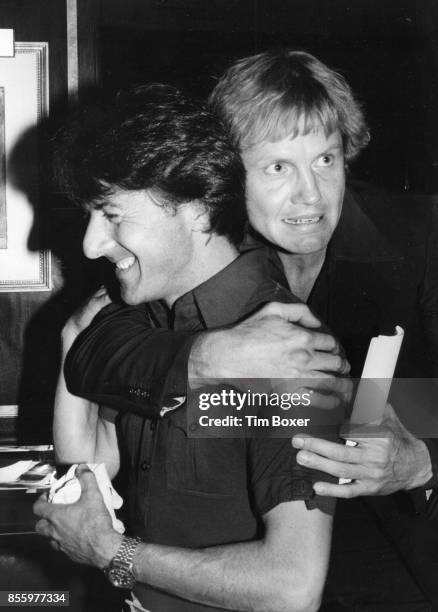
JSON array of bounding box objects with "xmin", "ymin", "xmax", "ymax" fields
[
  {"xmin": 292, "ymin": 435, "xmax": 362, "ymax": 463},
  {"xmin": 296, "ymin": 450, "xmax": 364, "ymax": 480},
  {"xmin": 35, "ymin": 517, "xmax": 55, "ymax": 538},
  {"xmin": 35, "ymin": 519, "xmax": 61, "ymax": 552},
  {"xmin": 33, "ymin": 494, "xmax": 53, "ymax": 519},
  {"xmin": 306, "ymin": 350, "xmax": 350, "ymax": 374},
  {"xmin": 50, "ymin": 539, "xmax": 61, "ymax": 551},
  {"xmin": 312, "ymin": 376, "xmax": 352, "ymax": 400},
  {"xmin": 313, "ymin": 480, "xmax": 365, "ymax": 498},
  {"xmin": 281, "ymin": 378, "xmax": 351, "ymax": 410},
  {"xmin": 85, "ymin": 290, "xmax": 112, "ymax": 315},
  {"xmin": 75, "ymin": 464, "xmax": 98, "ymax": 494},
  {"xmin": 278, "ymin": 322, "xmax": 348, "ymax": 370},
  {"xmin": 92, "ymin": 285, "xmax": 109, "ymax": 299},
  {"xmin": 280, "ymin": 327, "xmax": 349, "ymax": 372},
  {"xmin": 302, "ymin": 390, "xmax": 342, "ymax": 411},
  {"xmin": 305, "ymin": 329, "xmax": 341, "ymax": 354},
  {"xmin": 255, "ymin": 302, "xmax": 322, "ymax": 328}
]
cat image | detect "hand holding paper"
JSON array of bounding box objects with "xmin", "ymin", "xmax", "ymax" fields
[
  {"xmin": 293, "ymin": 325, "xmax": 432, "ymax": 496},
  {"xmin": 49, "ymin": 463, "xmax": 125, "ymax": 534},
  {"xmin": 34, "ymin": 465, "xmax": 124, "ymax": 568},
  {"xmin": 339, "ymin": 326, "xmax": 404, "ymax": 484}
]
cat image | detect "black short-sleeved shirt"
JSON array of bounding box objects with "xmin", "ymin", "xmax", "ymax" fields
[{"xmin": 104, "ymin": 248, "xmax": 332, "ymax": 612}]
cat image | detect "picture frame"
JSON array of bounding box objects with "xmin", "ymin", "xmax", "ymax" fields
[
  {"xmin": 0, "ymin": 42, "xmax": 50, "ymax": 291},
  {"xmin": 0, "ymin": 87, "xmax": 6, "ymax": 250}
]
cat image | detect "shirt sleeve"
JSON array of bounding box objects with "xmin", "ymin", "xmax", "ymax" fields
[
  {"xmin": 64, "ymin": 303, "xmax": 198, "ymax": 418},
  {"xmin": 248, "ymin": 437, "xmax": 335, "ymax": 516},
  {"xmin": 99, "ymin": 405, "xmax": 118, "ymax": 423}
]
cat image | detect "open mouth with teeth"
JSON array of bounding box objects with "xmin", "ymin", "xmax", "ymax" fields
[
  {"xmin": 115, "ymin": 256, "xmax": 136, "ymax": 271},
  {"xmin": 283, "ymin": 215, "xmax": 323, "ymax": 225}
]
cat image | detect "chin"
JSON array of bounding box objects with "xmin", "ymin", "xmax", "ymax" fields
[{"xmin": 280, "ymin": 237, "xmax": 328, "ymax": 255}]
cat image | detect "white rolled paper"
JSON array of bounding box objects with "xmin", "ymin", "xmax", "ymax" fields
[
  {"xmin": 339, "ymin": 326, "xmax": 404, "ymax": 484},
  {"xmin": 351, "ymin": 326, "xmax": 404, "ymax": 425}
]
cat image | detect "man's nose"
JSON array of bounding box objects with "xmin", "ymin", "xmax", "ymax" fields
[
  {"xmin": 82, "ymin": 213, "xmax": 115, "ymax": 260},
  {"xmin": 291, "ymin": 169, "xmax": 321, "ymax": 206}
]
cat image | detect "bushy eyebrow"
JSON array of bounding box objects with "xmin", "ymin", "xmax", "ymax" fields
[
  {"xmin": 321, "ymin": 144, "xmax": 343, "ymax": 153},
  {"xmin": 87, "ymin": 199, "xmax": 120, "ymax": 211}
]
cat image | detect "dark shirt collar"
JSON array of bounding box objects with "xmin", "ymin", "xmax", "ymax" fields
[
  {"xmin": 243, "ymin": 186, "xmax": 402, "ymax": 263},
  {"xmin": 329, "ymin": 188, "xmax": 402, "ymax": 261},
  {"xmin": 148, "ymin": 186, "xmax": 401, "ymax": 330},
  {"xmin": 148, "ymin": 247, "xmax": 282, "ymax": 331}
]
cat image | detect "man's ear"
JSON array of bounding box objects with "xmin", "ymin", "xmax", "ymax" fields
[{"xmin": 185, "ymin": 200, "xmax": 211, "ymax": 232}]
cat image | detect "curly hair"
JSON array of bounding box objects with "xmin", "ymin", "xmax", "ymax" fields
[
  {"xmin": 209, "ymin": 49, "xmax": 370, "ymax": 161},
  {"xmin": 54, "ymin": 84, "xmax": 246, "ymax": 245}
]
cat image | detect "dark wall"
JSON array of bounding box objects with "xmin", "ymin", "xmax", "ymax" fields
[
  {"xmin": 99, "ymin": 0, "xmax": 438, "ymax": 193},
  {"xmin": 1, "ymin": 0, "xmax": 437, "ymax": 441},
  {"xmin": 0, "ymin": 0, "xmax": 68, "ymax": 442},
  {"xmin": 0, "ymin": 0, "xmax": 102, "ymax": 443}
]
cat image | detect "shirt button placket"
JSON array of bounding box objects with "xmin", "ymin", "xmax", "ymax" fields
[{"xmin": 137, "ymin": 420, "xmax": 158, "ymax": 531}]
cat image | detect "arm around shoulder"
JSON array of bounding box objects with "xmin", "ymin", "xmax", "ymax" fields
[{"xmin": 65, "ymin": 303, "xmax": 198, "ymax": 414}]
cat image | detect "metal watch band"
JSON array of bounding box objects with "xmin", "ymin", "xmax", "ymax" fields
[
  {"xmin": 104, "ymin": 535, "xmax": 141, "ymax": 589},
  {"xmin": 114, "ymin": 535, "xmax": 141, "ymax": 566}
]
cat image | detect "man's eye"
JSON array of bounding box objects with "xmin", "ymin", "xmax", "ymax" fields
[
  {"xmin": 317, "ymin": 154, "xmax": 335, "ymax": 167},
  {"xmin": 265, "ymin": 162, "xmax": 288, "ymax": 175},
  {"xmin": 103, "ymin": 211, "xmax": 120, "ymax": 222}
]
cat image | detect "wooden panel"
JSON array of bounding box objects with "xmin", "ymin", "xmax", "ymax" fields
[{"xmin": 77, "ymin": 0, "xmax": 102, "ymax": 93}]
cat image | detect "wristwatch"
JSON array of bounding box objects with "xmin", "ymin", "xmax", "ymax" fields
[{"xmin": 103, "ymin": 536, "xmax": 141, "ymax": 589}]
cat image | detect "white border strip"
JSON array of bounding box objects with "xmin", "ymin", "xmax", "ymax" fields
[{"xmin": 0, "ymin": 405, "xmax": 18, "ymax": 418}]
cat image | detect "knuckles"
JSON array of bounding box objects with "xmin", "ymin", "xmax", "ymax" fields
[
  {"xmin": 293, "ymin": 329, "xmax": 313, "ymax": 347},
  {"xmin": 291, "ymin": 348, "xmax": 312, "ymax": 366}
]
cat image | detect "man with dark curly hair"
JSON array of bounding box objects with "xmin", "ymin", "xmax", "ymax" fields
[
  {"xmin": 58, "ymin": 50, "xmax": 438, "ymax": 609},
  {"xmin": 34, "ymin": 83, "xmax": 340, "ymax": 612}
]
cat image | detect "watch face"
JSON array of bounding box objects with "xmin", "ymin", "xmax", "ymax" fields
[
  {"xmin": 104, "ymin": 536, "xmax": 140, "ymax": 590},
  {"xmin": 105, "ymin": 563, "xmax": 135, "ymax": 589}
]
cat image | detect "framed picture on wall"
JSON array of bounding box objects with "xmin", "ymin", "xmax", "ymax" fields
[{"xmin": 0, "ymin": 41, "xmax": 50, "ymax": 291}]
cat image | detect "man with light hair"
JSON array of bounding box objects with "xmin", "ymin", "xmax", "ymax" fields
[
  {"xmin": 54, "ymin": 51, "xmax": 438, "ymax": 608},
  {"xmin": 34, "ymin": 82, "xmax": 339, "ymax": 612}
]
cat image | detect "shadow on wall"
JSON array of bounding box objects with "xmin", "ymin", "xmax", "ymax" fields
[{"xmin": 2, "ymin": 96, "xmax": 117, "ymax": 444}]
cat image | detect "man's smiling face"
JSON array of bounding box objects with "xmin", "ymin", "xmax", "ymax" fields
[
  {"xmin": 82, "ymin": 188, "xmax": 202, "ymax": 306},
  {"xmin": 242, "ymin": 128, "xmax": 345, "ymax": 257}
]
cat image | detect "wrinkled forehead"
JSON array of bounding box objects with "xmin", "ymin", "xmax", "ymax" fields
[{"xmin": 240, "ymin": 104, "xmax": 341, "ymax": 150}]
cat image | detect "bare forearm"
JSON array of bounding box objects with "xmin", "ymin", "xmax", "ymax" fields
[
  {"xmin": 126, "ymin": 502, "xmax": 332, "ymax": 612},
  {"xmin": 54, "ymin": 371, "xmax": 120, "ymax": 477},
  {"xmin": 54, "ymin": 331, "xmax": 100, "ymax": 463},
  {"xmin": 132, "ymin": 540, "xmax": 317, "ymax": 612}
]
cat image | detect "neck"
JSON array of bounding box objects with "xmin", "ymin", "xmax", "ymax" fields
[
  {"xmin": 277, "ymin": 248, "xmax": 326, "ymax": 301},
  {"xmin": 165, "ymin": 234, "xmax": 239, "ymax": 307}
]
